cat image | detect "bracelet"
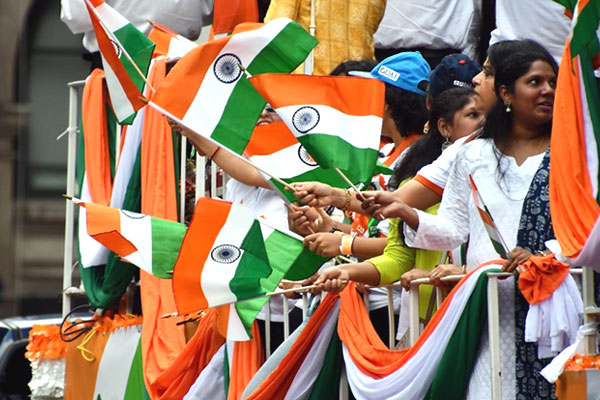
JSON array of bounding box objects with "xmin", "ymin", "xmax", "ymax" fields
[
  {"xmin": 341, "ymin": 189, "xmax": 351, "ymax": 211},
  {"xmin": 461, "ymin": 265, "xmax": 467, "ymax": 274},
  {"xmin": 339, "ymin": 234, "xmax": 354, "ymax": 256},
  {"xmin": 209, "ymin": 146, "xmax": 221, "ymax": 160},
  {"xmin": 329, "ymin": 227, "xmax": 343, "ymax": 234}
]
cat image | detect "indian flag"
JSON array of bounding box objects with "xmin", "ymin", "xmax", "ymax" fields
[
  {"xmin": 468, "ymin": 174, "xmax": 509, "ymax": 258},
  {"xmin": 84, "ymin": 0, "xmax": 155, "ymax": 124},
  {"xmin": 245, "ymin": 122, "xmax": 354, "ymax": 202},
  {"xmin": 73, "ymin": 199, "xmax": 186, "ymax": 279},
  {"xmin": 148, "ymin": 21, "xmax": 197, "ymax": 59},
  {"xmin": 249, "ymin": 74, "xmax": 385, "ymax": 183},
  {"xmin": 93, "ymin": 326, "xmax": 144, "ymax": 400},
  {"xmin": 173, "ymin": 198, "xmax": 327, "ymax": 340},
  {"xmin": 549, "ymin": 0, "xmax": 600, "ymax": 270},
  {"xmin": 149, "ymin": 18, "xmax": 317, "ymax": 156}
]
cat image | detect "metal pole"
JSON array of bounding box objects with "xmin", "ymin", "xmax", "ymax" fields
[
  {"xmin": 387, "ymin": 287, "xmax": 395, "ymax": 349},
  {"xmin": 282, "ymin": 295, "xmax": 290, "ymax": 339},
  {"xmin": 409, "ymin": 282, "xmax": 420, "ymax": 345},
  {"xmin": 62, "ymin": 82, "xmax": 82, "ymax": 317},
  {"xmin": 195, "ymin": 154, "xmax": 206, "ymax": 201},
  {"xmin": 582, "ymin": 266, "xmax": 599, "ymax": 355},
  {"xmin": 265, "ymin": 299, "xmax": 271, "ymax": 358},
  {"xmin": 211, "ymin": 161, "xmax": 218, "ymax": 198},
  {"xmin": 179, "ymin": 137, "xmax": 187, "ymax": 223}
]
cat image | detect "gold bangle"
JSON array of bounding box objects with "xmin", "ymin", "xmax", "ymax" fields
[{"xmin": 341, "ymin": 189, "xmax": 351, "ymax": 211}]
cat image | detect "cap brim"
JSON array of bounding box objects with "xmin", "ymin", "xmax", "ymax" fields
[{"xmin": 348, "ymin": 71, "xmax": 376, "ymax": 79}]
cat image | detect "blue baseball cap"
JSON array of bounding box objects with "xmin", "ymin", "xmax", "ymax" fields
[
  {"xmin": 349, "ymin": 52, "xmax": 431, "ymax": 96},
  {"xmin": 428, "ymin": 54, "xmax": 481, "ymax": 99}
]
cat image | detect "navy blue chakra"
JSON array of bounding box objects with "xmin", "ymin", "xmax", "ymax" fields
[
  {"xmin": 292, "ymin": 106, "xmax": 320, "ymax": 133},
  {"xmin": 213, "ymin": 53, "xmax": 243, "ymax": 84},
  {"xmin": 211, "ymin": 244, "xmax": 241, "ymax": 264}
]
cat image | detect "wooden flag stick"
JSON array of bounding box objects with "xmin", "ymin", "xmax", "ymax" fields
[
  {"xmin": 83, "ymin": 0, "xmax": 156, "ymax": 93},
  {"xmin": 334, "ymin": 168, "xmax": 366, "ymax": 201}
]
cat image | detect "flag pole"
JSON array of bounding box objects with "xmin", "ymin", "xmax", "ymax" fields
[
  {"xmin": 84, "ymin": 0, "xmax": 156, "ymax": 93},
  {"xmin": 334, "ymin": 167, "xmax": 367, "ymax": 201}
]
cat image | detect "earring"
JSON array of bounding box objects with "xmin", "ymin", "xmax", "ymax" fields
[
  {"xmin": 504, "ymin": 101, "xmax": 512, "ymax": 112},
  {"xmin": 441, "ymin": 133, "xmax": 451, "ymax": 151}
]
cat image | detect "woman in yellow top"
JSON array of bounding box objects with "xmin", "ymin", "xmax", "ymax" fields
[{"xmin": 316, "ymin": 87, "xmax": 484, "ymax": 320}]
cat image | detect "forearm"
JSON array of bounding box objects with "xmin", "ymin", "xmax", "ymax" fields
[
  {"xmin": 339, "ymin": 262, "xmax": 381, "ymax": 286},
  {"xmin": 393, "ymin": 179, "xmax": 441, "ymax": 212},
  {"xmin": 349, "ymin": 237, "xmax": 387, "ymax": 260},
  {"xmin": 187, "ymin": 134, "xmax": 270, "ymax": 189}
]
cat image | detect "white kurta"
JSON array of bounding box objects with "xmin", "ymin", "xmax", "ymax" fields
[{"xmin": 405, "ymin": 138, "xmax": 546, "ymax": 400}]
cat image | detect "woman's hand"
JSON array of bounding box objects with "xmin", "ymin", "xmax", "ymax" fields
[
  {"xmin": 428, "ymin": 264, "xmax": 464, "ymax": 287},
  {"xmin": 361, "ymin": 191, "xmax": 404, "ymax": 220},
  {"xmin": 314, "ymin": 266, "xmax": 350, "ymax": 293},
  {"xmin": 288, "ymin": 205, "xmax": 334, "ymax": 236},
  {"xmin": 503, "ymin": 247, "xmax": 534, "ymax": 272},
  {"xmin": 291, "ymin": 182, "xmax": 343, "ymax": 208},
  {"xmin": 167, "ymin": 117, "xmax": 207, "ymax": 155},
  {"xmin": 400, "ymin": 268, "xmax": 432, "ymax": 291},
  {"xmin": 303, "ymin": 232, "xmax": 341, "ymax": 257}
]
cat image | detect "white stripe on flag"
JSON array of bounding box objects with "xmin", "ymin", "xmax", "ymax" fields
[
  {"xmin": 92, "ymin": 326, "xmax": 141, "ymax": 400},
  {"xmin": 95, "ymin": 2, "xmax": 129, "ymax": 32},
  {"xmin": 167, "ymin": 37, "xmax": 196, "ymax": 59},
  {"xmin": 226, "ymin": 304, "xmax": 251, "ymax": 341},
  {"xmin": 79, "ymin": 176, "xmax": 110, "ymax": 268},
  {"xmin": 184, "ymin": 345, "xmax": 226, "ymax": 400},
  {"xmin": 200, "ymin": 204, "xmax": 257, "ymax": 307},
  {"xmin": 276, "ymin": 104, "xmax": 381, "ymax": 150},
  {"xmin": 120, "ymin": 211, "xmax": 153, "ymax": 274},
  {"xmin": 181, "ymin": 19, "xmax": 292, "ymax": 135},
  {"xmin": 102, "ymin": 54, "xmax": 136, "ymax": 122},
  {"xmin": 284, "ymin": 302, "xmax": 340, "ymax": 400},
  {"xmin": 250, "ymin": 143, "xmax": 315, "ymax": 180}
]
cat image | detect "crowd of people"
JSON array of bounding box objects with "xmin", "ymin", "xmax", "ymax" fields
[{"xmin": 61, "ymin": 1, "xmax": 581, "ymax": 399}]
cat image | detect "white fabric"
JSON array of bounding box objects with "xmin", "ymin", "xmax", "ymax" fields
[
  {"xmin": 524, "ymin": 274, "xmax": 583, "ymax": 359},
  {"xmin": 60, "ymin": 0, "xmax": 213, "ymax": 52},
  {"xmin": 28, "ymin": 359, "xmax": 65, "ymax": 399},
  {"xmin": 284, "ymin": 302, "xmax": 340, "ymax": 400},
  {"xmin": 373, "ymin": 0, "xmax": 481, "ymax": 58},
  {"xmin": 415, "ymin": 134, "xmax": 469, "ymax": 193},
  {"xmin": 491, "ymin": 0, "xmax": 570, "ymax": 64},
  {"xmin": 405, "ymin": 138, "xmax": 545, "ymax": 267},
  {"xmin": 344, "ymin": 264, "xmax": 498, "ymax": 400},
  {"xmin": 396, "ymin": 289, "xmax": 411, "ymax": 341},
  {"xmin": 540, "ymin": 322, "xmax": 598, "ymax": 383},
  {"xmin": 183, "ymin": 344, "xmax": 226, "ymax": 400},
  {"xmin": 573, "ymin": 214, "xmax": 600, "ymax": 271},
  {"xmin": 405, "ymin": 138, "xmax": 547, "ymax": 400}
]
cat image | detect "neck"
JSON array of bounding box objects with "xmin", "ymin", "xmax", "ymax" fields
[{"xmin": 497, "ymin": 121, "xmax": 549, "ymax": 165}]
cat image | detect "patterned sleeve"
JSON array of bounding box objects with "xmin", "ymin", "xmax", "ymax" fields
[{"xmin": 404, "ymin": 147, "xmax": 471, "ymax": 251}]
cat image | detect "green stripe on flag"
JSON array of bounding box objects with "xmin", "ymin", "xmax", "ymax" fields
[
  {"xmin": 299, "ymin": 134, "xmax": 379, "ymax": 183},
  {"xmin": 308, "ymin": 331, "xmax": 343, "ymax": 400},
  {"xmin": 113, "ymin": 23, "xmax": 155, "ymax": 95},
  {"xmin": 571, "ymin": 3, "xmax": 600, "ymax": 59},
  {"xmin": 270, "ymin": 167, "xmax": 351, "ymax": 203},
  {"xmin": 231, "ymin": 220, "xmax": 273, "ymax": 300},
  {"xmin": 424, "ymin": 269, "xmax": 497, "ymax": 400},
  {"xmin": 150, "ymin": 217, "xmax": 186, "ymax": 278},
  {"xmin": 123, "ymin": 338, "xmax": 145, "ymax": 400}
]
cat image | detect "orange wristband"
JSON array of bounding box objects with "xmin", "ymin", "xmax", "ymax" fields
[{"xmin": 340, "ymin": 234, "xmax": 354, "ymax": 256}]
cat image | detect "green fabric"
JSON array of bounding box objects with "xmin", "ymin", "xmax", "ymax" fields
[
  {"xmin": 107, "ymin": 104, "xmax": 117, "ymax": 179},
  {"xmin": 570, "ymin": 2, "xmax": 600, "ymax": 60},
  {"xmin": 367, "ymin": 205, "xmax": 440, "ymax": 319},
  {"xmin": 424, "ymin": 269, "xmax": 497, "ymax": 400},
  {"xmin": 123, "ymin": 338, "xmax": 145, "ymax": 400},
  {"xmin": 307, "ymin": 330, "xmax": 343, "ymax": 400},
  {"xmin": 79, "ymin": 148, "xmax": 141, "ymax": 309},
  {"xmin": 232, "ymin": 220, "xmax": 273, "ymax": 300},
  {"xmin": 223, "ymin": 343, "xmax": 230, "ymax": 399}
]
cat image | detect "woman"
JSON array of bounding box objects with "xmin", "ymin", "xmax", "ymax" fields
[{"xmin": 363, "ymin": 45, "xmax": 558, "ymax": 399}]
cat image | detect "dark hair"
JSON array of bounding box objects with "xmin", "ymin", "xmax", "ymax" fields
[
  {"xmin": 329, "ymin": 59, "xmax": 377, "ymax": 76},
  {"xmin": 385, "ymin": 85, "xmax": 428, "ymax": 137},
  {"xmin": 480, "ymin": 41, "xmax": 558, "ymax": 142},
  {"xmin": 389, "ymin": 88, "xmax": 478, "ymax": 189}
]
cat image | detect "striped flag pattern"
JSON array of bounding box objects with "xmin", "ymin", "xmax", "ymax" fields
[
  {"xmin": 84, "ymin": 0, "xmax": 155, "ymax": 124},
  {"xmin": 73, "ymin": 199, "xmax": 186, "ymax": 279},
  {"xmin": 468, "ymin": 174, "xmax": 509, "ymax": 258},
  {"xmin": 245, "ymin": 122, "xmax": 353, "ymax": 202},
  {"xmin": 148, "ymin": 21, "xmax": 197, "ymax": 59},
  {"xmin": 549, "ymin": 0, "xmax": 600, "ymax": 270},
  {"xmin": 249, "ymin": 74, "xmax": 385, "ymax": 183},
  {"xmin": 150, "ymin": 18, "xmax": 317, "ymax": 155}
]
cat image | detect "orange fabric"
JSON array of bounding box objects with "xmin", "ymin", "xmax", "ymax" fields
[
  {"xmin": 150, "ymin": 309, "xmax": 226, "ymax": 399},
  {"xmin": 85, "ymin": 1, "xmax": 146, "ymax": 112},
  {"xmin": 172, "ymin": 198, "xmax": 233, "ymax": 314},
  {"xmin": 213, "ymin": 0, "xmax": 259, "ymax": 35},
  {"xmin": 64, "ymin": 318, "xmax": 112, "ymax": 400},
  {"xmin": 83, "ymin": 202, "xmax": 137, "ymax": 256},
  {"xmin": 244, "ymin": 293, "xmax": 339, "ymax": 400},
  {"xmin": 549, "ymin": 43, "xmax": 600, "ymax": 258},
  {"xmin": 244, "ymin": 122, "xmax": 298, "ymax": 157},
  {"xmin": 249, "ymin": 74, "xmax": 386, "ymax": 116},
  {"xmin": 26, "ymin": 325, "xmax": 68, "ymax": 361},
  {"xmin": 377, "ymin": 133, "xmax": 420, "ymax": 193},
  {"xmin": 152, "ymin": 37, "xmax": 229, "ymax": 120},
  {"xmin": 517, "ymin": 255, "xmax": 570, "ymax": 304},
  {"xmin": 413, "ymin": 174, "xmax": 444, "ymax": 196},
  {"xmin": 228, "ymin": 322, "xmax": 264, "ymax": 400},
  {"xmin": 82, "ymin": 69, "xmax": 112, "ymax": 205},
  {"xmin": 148, "ymin": 28, "xmax": 173, "ymax": 58},
  {"xmin": 139, "ymin": 59, "xmax": 187, "ymax": 400},
  {"xmin": 555, "ymin": 370, "xmax": 588, "ymax": 399},
  {"xmin": 338, "ymin": 261, "xmax": 503, "ymax": 378}
]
